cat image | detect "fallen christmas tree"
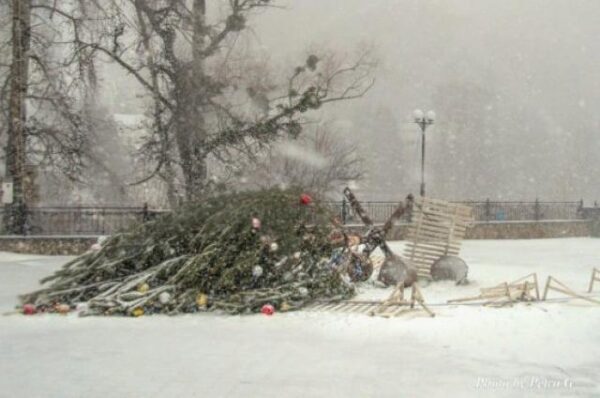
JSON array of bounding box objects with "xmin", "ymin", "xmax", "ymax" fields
[{"xmin": 20, "ymin": 188, "xmax": 355, "ymax": 316}]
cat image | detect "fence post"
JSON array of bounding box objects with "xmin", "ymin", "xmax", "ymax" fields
[
  {"xmin": 20, "ymin": 202, "xmax": 29, "ymax": 236},
  {"xmin": 534, "ymin": 198, "xmax": 540, "ymax": 221},
  {"xmin": 485, "ymin": 198, "xmax": 491, "ymax": 222},
  {"xmin": 341, "ymin": 198, "xmax": 347, "ymax": 225},
  {"xmin": 142, "ymin": 202, "xmax": 149, "ymax": 222},
  {"xmin": 101, "ymin": 208, "xmax": 106, "ymax": 235},
  {"xmin": 577, "ymin": 199, "xmax": 584, "ymax": 219}
]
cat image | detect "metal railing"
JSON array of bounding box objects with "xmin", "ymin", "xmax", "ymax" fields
[
  {"xmin": 0, "ymin": 200, "xmax": 585, "ymax": 236},
  {"xmin": 324, "ymin": 201, "xmax": 412, "ymax": 224},
  {"xmin": 0, "ymin": 206, "xmax": 165, "ymax": 236},
  {"xmin": 463, "ymin": 200, "xmax": 583, "ymax": 222},
  {"xmin": 327, "ymin": 199, "xmax": 583, "ymax": 224}
]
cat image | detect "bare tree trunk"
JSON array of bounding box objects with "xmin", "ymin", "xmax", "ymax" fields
[
  {"xmin": 4, "ymin": 0, "xmax": 31, "ymax": 234},
  {"xmin": 133, "ymin": 0, "xmax": 177, "ymax": 207},
  {"xmin": 174, "ymin": 0, "xmax": 208, "ymax": 201}
]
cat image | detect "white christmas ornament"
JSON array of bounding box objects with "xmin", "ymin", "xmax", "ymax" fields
[
  {"xmin": 270, "ymin": 242, "xmax": 279, "ymax": 252},
  {"xmin": 158, "ymin": 292, "xmax": 171, "ymax": 304},
  {"xmin": 252, "ymin": 265, "xmax": 263, "ymax": 277}
]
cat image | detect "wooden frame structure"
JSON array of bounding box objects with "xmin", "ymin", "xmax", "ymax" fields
[
  {"xmin": 309, "ymin": 283, "xmax": 434, "ymax": 318},
  {"xmin": 337, "ymin": 188, "xmax": 414, "ymax": 283},
  {"xmin": 447, "ymin": 273, "xmax": 540, "ymax": 307},
  {"xmin": 369, "ymin": 283, "xmax": 435, "ymax": 318},
  {"xmin": 542, "ymin": 276, "xmax": 600, "ymax": 305},
  {"xmin": 589, "ymin": 268, "xmax": 600, "ymax": 293},
  {"xmin": 404, "ymin": 197, "xmax": 473, "ymax": 279}
]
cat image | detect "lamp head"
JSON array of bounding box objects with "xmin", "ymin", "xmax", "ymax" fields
[
  {"xmin": 413, "ymin": 109, "xmax": 424, "ymax": 122},
  {"xmin": 426, "ymin": 110, "xmax": 436, "ymax": 123}
]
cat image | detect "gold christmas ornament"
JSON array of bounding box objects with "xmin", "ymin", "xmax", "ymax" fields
[
  {"xmin": 55, "ymin": 303, "xmax": 70, "ymax": 314},
  {"xmin": 132, "ymin": 307, "xmax": 144, "ymax": 317},
  {"xmin": 196, "ymin": 293, "xmax": 208, "ymax": 307},
  {"xmin": 137, "ymin": 283, "xmax": 150, "ymax": 293},
  {"xmin": 347, "ymin": 234, "xmax": 361, "ymax": 247}
]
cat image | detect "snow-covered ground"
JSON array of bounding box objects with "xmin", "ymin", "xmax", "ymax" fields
[{"xmin": 1, "ymin": 239, "xmax": 599, "ymax": 398}]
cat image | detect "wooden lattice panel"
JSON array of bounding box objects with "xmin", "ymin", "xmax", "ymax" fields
[
  {"xmin": 448, "ymin": 273, "xmax": 540, "ymax": 306},
  {"xmin": 404, "ymin": 197, "xmax": 473, "ymax": 279},
  {"xmin": 308, "ymin": 284, "xmax": 434, "ymax": 318}
]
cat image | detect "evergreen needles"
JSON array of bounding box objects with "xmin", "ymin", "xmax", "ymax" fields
[{"xmin": 20, "ymin": 188, "xmax": 355, "ymax": 315}]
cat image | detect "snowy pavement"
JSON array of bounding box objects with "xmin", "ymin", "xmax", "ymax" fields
[{"xmin": 1, "ymin": 239, "xmax": 599, "ymax": 398}]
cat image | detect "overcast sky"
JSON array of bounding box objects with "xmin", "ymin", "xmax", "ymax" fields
[{"xmin": 245, "ymin": 0, "xmax": 600, "ymax": 201}]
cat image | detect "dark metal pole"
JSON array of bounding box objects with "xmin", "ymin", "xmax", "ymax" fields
[{"xmin": 420, "ymin": 122, "xmax": 426, "ymax": 197}]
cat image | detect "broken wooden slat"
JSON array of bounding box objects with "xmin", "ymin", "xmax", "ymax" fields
[
  {"xmin": 448, "ymin": 274, "xmax": 539, "ymax": 306},
  {"xmin": 589, "ymin": 268, "xmax": 600, "ymax": 293},
  {"xmin": 542, "ymin": 276, "xmax": 600, "ymax": 305}
]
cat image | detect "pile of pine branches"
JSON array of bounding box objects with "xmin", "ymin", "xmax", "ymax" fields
[{"xmin": 20, "ymin": 189, "xmax": 355, "ymax": 316}]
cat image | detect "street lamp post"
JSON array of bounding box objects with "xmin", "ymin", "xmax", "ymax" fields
[{"xmin": 413, "ymin": 109, "xmax": 436, "ymax": 197}]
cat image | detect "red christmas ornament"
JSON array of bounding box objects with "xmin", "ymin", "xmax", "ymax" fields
[
  {"xmin": 261, "ymin": 304, "xmax": 275, "ymax": 316},
  {"xmin": 299, "ymin": 193, "xmax": 312, "ymax": 206},
  {"xmin": 23, "ymin": 304, "xmax": 36, "ymax": 315}
]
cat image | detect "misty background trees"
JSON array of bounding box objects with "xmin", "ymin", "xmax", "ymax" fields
[
  {"xmin": 2, "ymin": 0, "xmax": 600, "ymax": 233},
  {"xmin": 0, "ymin": 0, "xmax": 374, "ymax": 232}
]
